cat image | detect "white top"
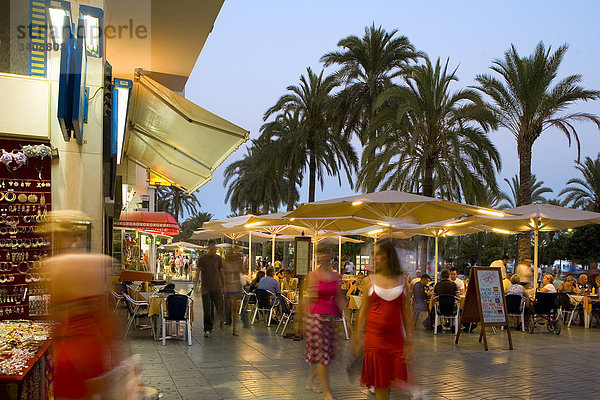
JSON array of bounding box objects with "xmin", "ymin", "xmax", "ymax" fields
[
  {"xmin": 452, "ymin": 278, "xmax": 465, "ymax": 292},
  {"xmin": 490, "ymin": 260, "xmax": 507, "ymax": 279},
  {"xmin": 542, "ymin": 284, "xmax": 557, "ymax": 293},
  {"xmin": 369, "ymin": 281, "xmax": 404, "ymax": 301}
]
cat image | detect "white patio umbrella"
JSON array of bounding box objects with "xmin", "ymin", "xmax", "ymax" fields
[
  {"xmin": 397, "ymin": 220, "xmax": 489, "ymax": 282},
  {"xmin": 159, "ymin": 241, "xmax": 205, "ymax": 251},
  {"xmin": 455, "ymin": 204, "xmax": 600, "ymax": 286}
]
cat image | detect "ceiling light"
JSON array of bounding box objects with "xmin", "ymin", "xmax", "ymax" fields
[
  {"xmin": 352, "ymin": 201, "xmax": 363, "ymax": 206},
  {"xmin": 244, "ymin": 222, "xmax": 262, "ymax": 228},
  {"xmin": 367, "ymin": 229, "xmax": 384, "ymax": 236},
  {"xmin": 492, "ymin": 228, "xmax": 511, "ymax": 235},
  {"xmin": 377, "ymin": 222, "xmax": 390, "ymax": 227}
]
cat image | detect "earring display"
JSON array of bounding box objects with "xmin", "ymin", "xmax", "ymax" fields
[{"xmin": 0, "ymin": 139, "xmax": 52, "ymax": 322}]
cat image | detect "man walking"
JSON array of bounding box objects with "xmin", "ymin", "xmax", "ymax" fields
[{"xmin": 194, "ymin": 241, "xmax": 225, "ymax": 337}]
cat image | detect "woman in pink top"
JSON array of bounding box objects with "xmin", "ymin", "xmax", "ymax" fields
[{"xmin": 303, "ymin": 244, "xmax": 348, "ymax": 400}]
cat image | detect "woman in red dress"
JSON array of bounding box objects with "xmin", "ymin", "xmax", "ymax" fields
[
  {"xmin": 43, "ymin": 211, "xmax": 124, "ymax": 399},
  {"xmin": 353, "ymin": 238, "xmax": 415, "ymax": 400}
]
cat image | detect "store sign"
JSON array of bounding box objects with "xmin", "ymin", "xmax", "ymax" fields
[{"xmin": 54, "ymin": 3, "xmax": 104, "ymax": 144}]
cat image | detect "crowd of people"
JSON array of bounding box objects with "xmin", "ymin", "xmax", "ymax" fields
[{"xmin": 187, "ymin": 240, "xmax": 600, "ymax": 399}]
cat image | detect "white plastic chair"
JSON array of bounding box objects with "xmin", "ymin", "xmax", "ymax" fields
[{"xmin": 433, "ymin": 295, "xmax": 460, "ymax": 335}]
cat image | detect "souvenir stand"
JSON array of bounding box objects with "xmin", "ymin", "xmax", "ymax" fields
[
  {"xmin": 113, "ymin": 211, "xmax": 179, "ymax": 279},
  {"xmin": 0, "ymin": 140, "xmax": 54, "ymax": 400}
]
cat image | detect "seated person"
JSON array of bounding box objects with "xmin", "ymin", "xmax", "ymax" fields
[
  {"xmin": 249, "ymin": 271, "xmax": 265, "ymax": 293},
  {"xmin": 413, "ymin": 274, "xmax": 432, "ymax": 319},
  {"xmin": 557, "ymin": 276, "xmax": 578, "ymax": 293},
  {"xmin": 240, "ymin": 267, "xmax": 252, "ymax": 291},
  {"xmin": 577, "ymin": 274, "xmax": 591, "ymax": 294},
  {"xmin": 506, "ymin": 274, "xmax": 530, "ymax": 300},
  {"xmin": 275, "ymin": 267, "xmax": 285, "ymax": 281},
  {"xmin": 346, "ymin": 272, "xmax": 365, "ymax": 298},
  {"xmin": 257, "ymin": 268, "xmax": 281, "ymax": 294},
  {"xmin": 503, "ymin": 273, "xmax": 512, "ymax": 293},
  {"xmin": 539, "ymin": 274, "xmax": 557, "ymax": 293},
  {"xmin": 591, "ymin": 276, "xmax": 600, "ymax": 326},
  {"xmin": 449, "ymin": 267, "xmax": 465, "ymax": 295},
  {"xmin": 281, "ymin": 269, "xmax": 298, "ymax": 292},
  {"xmin": 434, "ymin": 269, "xmax": 458, "ymax": 297}
]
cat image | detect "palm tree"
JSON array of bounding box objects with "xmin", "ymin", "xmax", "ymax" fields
[
  {"xmin": 359, "ymin": 56, "xmax": 501, "ymax": 270},
  {"xmin": 223, "ymin": 139, "xmax": 288, "ymax": 215},
  {"xmin": 155, "ymin": 186, "xmax": 201, "ymax": 222},
  {"xmin": 259, "ymin": 110, "xmax": 304, "ymax": 211},
  {"xmin": 499, "ymin": 174, "xmax": 554, "ymax": 209},
  {"xmin": 560, "ymin": 154, "xmax": 600, "ymax": 212},
  {"xmin": 475, "ymin": 41, "xmax": 600, "ymax": 261},
  {"xmin": 178, "ymin": 212, "xmax": 213, "ymax": 241},
  {"xmin": 264, "ymin": 67, "xmax": 358, "ymax": 202},
  {"xmin": 260, "ymin": 111, "xmax": 305, "ymax": 267},
  {"xmin": 320, "ymin": 24, "xmax": 422, "ymax": 145}
]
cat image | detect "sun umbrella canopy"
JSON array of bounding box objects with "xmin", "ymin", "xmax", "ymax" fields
[
  {"xmin": 189, "ymin": 229, "xmax": 226, "ymax": 241},
  {"xmin": 286, "ymin": 191, "xmax": 506, "ymax": 227},
  {"xmin": 202, "ymin": 214, "xmax": 255, "ymax": 230},
  {"xmin": 463, "ymin": 203, "xmax": 600, "ymax": 232}
]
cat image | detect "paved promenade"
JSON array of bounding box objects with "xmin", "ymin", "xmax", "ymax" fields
[{"xmin": 125, "ymin": 285, "xmax": 600, "ymax": 400}]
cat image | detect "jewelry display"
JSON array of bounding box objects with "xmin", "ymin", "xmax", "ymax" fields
[{"xmin": 0, "ymin": 321, "xmax": 52, "ymax": 375}]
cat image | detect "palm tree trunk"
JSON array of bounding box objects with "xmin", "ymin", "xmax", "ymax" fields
[
  {"xmin": 419, "ymin": 163, "xmax": 435, "ymax": 271},
  {"xmin": 517, "ymin": 139, "xmax": 533, "ymax": 263},
  {"xmin": 308, "ymin": 134, "xmax": 317, "ymax": 203},
  {"xmin": 282, "ymin": 171, "xmax": 297, "ymax": 268},
  {"xmin": 476, "ymin": 231, "xmax": 483, "ymax": 266}
]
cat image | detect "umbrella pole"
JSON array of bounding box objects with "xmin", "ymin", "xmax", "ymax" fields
[
  {"xmin": 249, "ymin": 231, "xmax": 252, "ymax": 272},
  {"xmin": 534, "ymin": 229, "xmax": 539, "ymax": 289},
  {"xmin": 313, "ymin": 232, "xmax": 318, "ymax": 270},
  {"xmin": 338, "ymin": 235, "xmax": 342, "ymax": 275},
  {"xmin": 435, "ymin": 235, "xmax": 439, "ymax": 284},
  {"xmin": 373, "ymin": 236, "xmax": 377, "ymax": 271},
  {"xmin": 272, "ymin": 234, "xmax": 276, "ymax": 266}
]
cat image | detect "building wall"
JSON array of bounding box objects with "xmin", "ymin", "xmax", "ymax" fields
[{"xmin": 0, "ymin": 0, "xmax": 106, "ymax": 252}]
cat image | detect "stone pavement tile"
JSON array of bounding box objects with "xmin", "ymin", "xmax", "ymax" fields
[
  {"xmin": 178, "ymin": 388, "xmax": 221, "ymax": 400},
  {"xmin": 170, "ymin": 376, "xmax": 209, "ymax": 388}
]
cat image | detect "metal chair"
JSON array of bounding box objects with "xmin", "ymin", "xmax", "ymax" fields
[
  {"xmin": 122, "ymin": 293, "xmax": 150, "ymax": 339},
  {"xmin": 252, "ymin": 289, "xmax": 279, "ymax": 326},
  {"xmin": 433, "ymin": 295, "xmax": 460, "ymax": 335},
  {"xmin": 335, "ymin": 315, "xmax": 350, "ymax": 340},
  {"xmin": 276, "ymin": 295, "xmax": 297, "ymax": 336},
  {"xmin": 239, "ymin": 288, "xmax": 256, "ymax": 315},
  {"xmin": 109, "ymin": 288, "xmax": 127, "ymax": 318},
  {"xmin": 505, "ymin": 294, "xmax": 525, "ymax": 331},
  {"xmin": 161, "ymin": 294, "xmax": 192, "ymax": 346},
  {"xmin": 558, "ymin": 292, "xmax": 579, "ymax": 327}
]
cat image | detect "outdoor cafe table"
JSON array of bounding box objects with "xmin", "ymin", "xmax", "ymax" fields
[{"xmin": 568, "ymin": 294, "xmax": 599, "ymax": 328}]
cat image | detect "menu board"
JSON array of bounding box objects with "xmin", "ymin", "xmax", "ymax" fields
[
  {"xmin": 294, "ymin": 237, "xmax": 311, "ymax": 276},
  {"xmin": 456, "ymin": 267, "xmax": 513, "ymax": 351},
  {"xmin": 476, "ymin": 269, "xmax": 507, "ymax": 324}
]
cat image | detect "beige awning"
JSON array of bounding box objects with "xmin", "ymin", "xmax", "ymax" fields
[{"xmin": 124, "ymin": 73, "xmax": 249, "ymax": 193}]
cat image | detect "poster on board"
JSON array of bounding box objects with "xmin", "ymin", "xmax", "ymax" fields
[
  {"xmin": 294, "ymin": 237, "xmax": 311, "ymax": 276},
  {"xmin": 476, "ymin": 269, "xmax": 507, "ymax": 324},
  {"xmin": 455, "ymin": 267, "xmax": 513, "ymax": 351}
]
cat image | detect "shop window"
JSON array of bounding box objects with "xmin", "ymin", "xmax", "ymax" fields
[{"xmin": 0, "ymin": 0, "xmax": 48, "ymax": 77}]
